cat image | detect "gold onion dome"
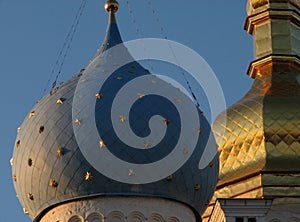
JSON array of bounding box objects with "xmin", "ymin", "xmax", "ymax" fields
[
  {"xmin": 203, "ymin": 0, "xmax": 300, "ymax": 219},
  {"xmin": 105, "ymin": 0, "xmax": 119, "ymax": 13}
]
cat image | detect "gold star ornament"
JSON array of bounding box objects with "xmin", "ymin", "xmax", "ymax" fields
[
  {"xmin": 57, "ymin": 147, "xmax": 65, "ymax": 156},
  {"xmin": 99, "ymin": 140, "xmax": 106, "ymax": 149},
  {"xmin": 74, "ymin": 118, "xmax": 81, "ymax": 125},
  {"xmin": 85, "ymin": 172, "xmax": 93, "ymax": 181},
  {"xmin": 49, "ymin": 179, "xmax": 58, "ymax": 188},
  {"xmin": 29, "ymin": 111, "xmax": 35, "ymax": 118},
  {"xmin": 27, "ymin": 193, "xmax": 34, "ymax": 200},
  {"xmin": 56, "ymin": 98, "xmax": 65, "ymax": 104},
  {"xmin": 95, "ymin": 93, "xmax": 103, "ymax": 99},
  {"xmin": 128, "ymin": 169, "xmax": 135, "ymax": 177},
  {"xmin": 120, "ymin": 115, "xmax": 127, "ymax": 122}
]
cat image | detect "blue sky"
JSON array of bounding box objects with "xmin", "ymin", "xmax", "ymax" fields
[{"xmin": 0, "ymin": 1, "xmax": 252, "ymax": 221}]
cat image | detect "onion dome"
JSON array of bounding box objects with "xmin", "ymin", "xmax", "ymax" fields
[
  {"xmin": 203, "ymin": 0, "xmax": 300, "ymax": 219},
  {"xmin": 215, "ymin": 0, "xmax": 300, "ymax": 191},
  {"xmin": 11, "ymin": 1, "xmax": 218, "ymax": 221}
]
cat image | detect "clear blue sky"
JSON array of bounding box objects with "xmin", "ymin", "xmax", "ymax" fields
[{"xmin": 0, "ymin": 1, "xmax": 252, "ymax": 221}]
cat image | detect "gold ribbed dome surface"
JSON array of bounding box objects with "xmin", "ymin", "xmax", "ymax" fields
[
  {"xmin": 201, "ymin": 1, "xmax": 300, "ymax": 221},
  {"xmin": 209, "ymin": 0, "xmax": 300, "ymax": 201},
  {"xmin": 214, "ymin": 62, "xmax": 300, "ymax": 188}
]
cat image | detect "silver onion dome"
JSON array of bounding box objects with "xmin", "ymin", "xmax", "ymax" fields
[{"xmin": 11, "ymin": 3, "xmax": 218, "ymax": 221}]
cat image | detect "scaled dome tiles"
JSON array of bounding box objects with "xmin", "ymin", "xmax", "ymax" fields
[{"xmin": 11, "ymin": 6, "xmax": 218, "ymax": 220}]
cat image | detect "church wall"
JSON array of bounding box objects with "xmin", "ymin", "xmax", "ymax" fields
[{"xmin": 39, "ymin": 196, "xmax": 196, "ymax": 222}]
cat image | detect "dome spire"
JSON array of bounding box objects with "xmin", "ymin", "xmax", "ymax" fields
[
  {"xmin": 105, "ymin": 0, "xmax": 119, "ymax": 13},
  {"xmin": 94, "ymin": 0, "xmax": 122, "ymax": 58}
]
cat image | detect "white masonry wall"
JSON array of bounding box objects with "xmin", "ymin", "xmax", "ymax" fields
[
  {"xmin": 266, "ymin": 203, "xmax": 300, "ymax": 222},
  {"xmin": 39, "ymin": 196, "xmax": 197, "ymax": 222},
  {"xmin": 209, "ymin": 198, "xmax": 300, "ymax": 222}
]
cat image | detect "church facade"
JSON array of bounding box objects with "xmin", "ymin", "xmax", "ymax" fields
[{"xmin": 11, "ymin": 0, "xmax": 300, "ymax": 222}]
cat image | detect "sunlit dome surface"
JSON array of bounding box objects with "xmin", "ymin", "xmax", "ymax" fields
[{"xmin": 11, "ymin": 3, "xmax": 218, "ymax": 220}]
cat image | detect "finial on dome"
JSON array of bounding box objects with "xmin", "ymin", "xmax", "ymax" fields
[{"xmin": 105, "ymin": 0, "xmax": 119, "ymax": 13}]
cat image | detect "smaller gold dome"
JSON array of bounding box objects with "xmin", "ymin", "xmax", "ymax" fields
[{"xmin": 105, "ymin": 0, "xmax": 119, "ymax": 13}]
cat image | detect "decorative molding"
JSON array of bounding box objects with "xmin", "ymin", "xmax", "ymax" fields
[
  {"xmin": 86, "ymin": 212, "xmax": 103, "ymax": 222},
  {"xmin": 247, "ymin": 55, "xmax": 300, "ymax": 78},
  {"xmin": 247, "ymin": 0, "xmax": 300, "ymax": 15},
  {"xmin": 149, "ymin": 213, "xmax": 164, "ymax": 222},
  {"xmin": 39, "ymin": 196, "xmax": 195, "ymax": 222},
  {"xmin": 210, "ymin": 199, "xmax": 273, "ymax": 222},
  {"xmin": 68, "ymin": 215, "xmax": 83, "ymax": 222},
  {"xmin": 127, "ymin": 211, "xmax": 146, "ymax": 222},
  {"xmin": 107, "ymin": 211, "xmax": 125, "ymax": 221},
  {"xmin": 168, "ymin": 217, "xmax": 180, "ymax": 222}
]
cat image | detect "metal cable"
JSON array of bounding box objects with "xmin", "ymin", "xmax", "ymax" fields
[
  {"xmin": 42, "ymin": 0, "xmax": 88, "ymax": 96},
  {"xmin": 125, "ymin": 0, "xmax": 154, "ymax": 71},
  {"xmin": 144, "ymin": 0, "xmax": 201, "ymax": 109}
]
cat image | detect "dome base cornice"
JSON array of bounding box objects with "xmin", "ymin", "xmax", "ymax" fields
[
  {"xmin": 38, "ymin": 196, "xmax": 199, "ymax": 222},
  {"xmin": 247, "ymin": 0, "xmax": 300, "ymax": 16},
  {"xmin": 247, "ymin": 54, "xmax": 300, "ymax": 78},
  {"xmin": 245, "ymin": 8, "xmax": 300, "ymax": 35}
]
